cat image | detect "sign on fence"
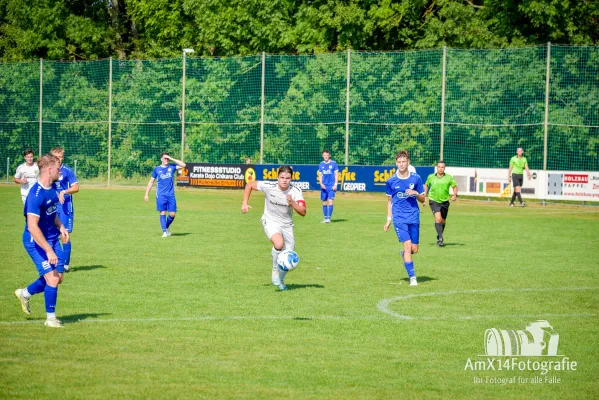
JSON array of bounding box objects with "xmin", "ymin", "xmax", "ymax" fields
[{"xmin": 177, "ymin": 163, "xmax": 256, "ymax": 189}]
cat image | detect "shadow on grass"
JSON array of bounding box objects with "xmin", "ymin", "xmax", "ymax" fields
[
  {"xmin": 71, "ymin": 265, "xmax": 106, "ymax": 273},
  {"xmin": 61, "ymin": 313, "xmax": 112, "ymax": 324},
  {"xmin": 329, "ymin": 219, "xmax": 348, "ymax": 223},
  {"xmin": 285, "ymin": 283, "xmax": 325, "ymax": 290},
  {"xmin": 400, "ymin": 276, "xmax": 437, "ymax": 284},
  {"xmin": 429, "ymin": 242, "xmax": 466, "ymax": 247},
  {"xmin": 170, "ymin": 232, "xmax": 192, "ymax": 237}
]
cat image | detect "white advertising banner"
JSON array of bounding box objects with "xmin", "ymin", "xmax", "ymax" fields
[{"xmin": 441, "ymin": 166, "xmax": 599, "ymax": 202}]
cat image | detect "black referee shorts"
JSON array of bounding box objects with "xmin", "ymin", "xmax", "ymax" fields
[
  {"xmin": 512, "ymin": 173, "xmax": 524, "ymax": 188},
  {"xmin": 429, "ymin": 200, "xmax": 450, "ymax": 219}
]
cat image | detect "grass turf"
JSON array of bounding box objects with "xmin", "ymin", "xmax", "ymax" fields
[{"xmin": 0, "ymin": 185, "xmax": 598, "ymax": 399}]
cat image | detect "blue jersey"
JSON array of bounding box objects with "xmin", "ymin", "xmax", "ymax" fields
[
  {"xmin": 319, "ymin": 160, "xmax": 339, "ymax": 187},
  {"xmin": 53, "ymin": 165, "xmax": 78, "ymax": 215},
  {"xmin": 385, "ymin": 172, "xmax": 424, "ymax": 224},
  {"xmin": 24, "ymin": 182, "xmax": 60, "ymax": 241},
  {"xmin": 152, "ymin": 163, "xmax": 179, "ymax": 197}
]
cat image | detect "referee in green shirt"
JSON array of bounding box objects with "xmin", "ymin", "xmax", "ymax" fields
[
  {"xmin": 508, "ymin": 147, "xmax": 531, "ymax": 207},
  {"xmin": 424, "ymin": 161, "xmax": 458, "ymax": 247}
]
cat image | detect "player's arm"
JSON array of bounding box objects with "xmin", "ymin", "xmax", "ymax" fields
[
  {"xmin": 333, "ymin": 169, "xmax": 338, "ymax": 191},
  {"xmin": 384, "ymin": 196, "xmax": 392, "ymax": 231},
  {"xmin": 58, "ymin": 182, "xmax": 79, "ymax": 204},
  {"xmin": 166, "ymin": 155, "xmax": 186, "ymax": 169},
  {"xmin": 524, "ymin": 162, "xmax": 531, "ymax": 180},
  {"xmin": 286, "ymin": 193, "xmax": 306, "ymax": 217},
  {"xmin": 508, "ymin": 163, "xmax": 513, "ymax": 182},
  {"xmin": 241, "ymin": 181, "xmax": 258, "ymax": 213},
  {"xmin": 144, "ymin": 177, "xmax": 156, "ymax": 202},
  {"xmin": 317, "ymin": 171, "xmax": 324, "ymax": 189},
  {"xmin": 451, "ymin": 185, "xmax": 458, "ymax": 201},
  {"xmin": 27, "ymin": 214, "xmax": 59, "ymax": 265},
  {"xmin": 54, "ymin": 214, "xmax": 70, "ymax": 244},
  {"xmin": 14, "ymin": 167, "xmax": 25, "ymax": 184}
]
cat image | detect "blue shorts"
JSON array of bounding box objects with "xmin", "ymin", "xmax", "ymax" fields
[
  {"xmin": 23, "ymin": 232, "xmax": 67, "ymax": 276},
  {"xmin": 320, "ymin": 187, "xmax": 336, "ymax": 201},
  {"xmin": 393, "ymin": 222, "xmax": 420, "ymax": 244},
  {"xmin": 57, "ymin": 209, "xmax": 74, "ymax": 233},
  {"xmin": 156, "ymin": 194, "xmax": 177, "ymax": 212}
]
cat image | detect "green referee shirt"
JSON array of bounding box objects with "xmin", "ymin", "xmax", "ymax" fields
[
  {"xmin": 425, "ymin": 173, "xmax": 456, "ymax": 203},
  {"xmin": 510, "ymin": 156, "xmax": 528, "ymax": 174}
]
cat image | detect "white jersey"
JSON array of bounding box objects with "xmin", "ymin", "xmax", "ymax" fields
[
  {"xmin": 15, "ymin": 162, "xmax": 39, "ymax": 200},
  {"xmin": 408, "ymin": 165, "xmax": 416, "ymax": 174},
  {"xmin": 257, "ymin": 181, "xmax": 305, "ymax": 226}
]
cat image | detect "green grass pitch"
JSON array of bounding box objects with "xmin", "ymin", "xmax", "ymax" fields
[{"xmin": 0, "ymin": 185, "xmax": 598, "ymax": 399}]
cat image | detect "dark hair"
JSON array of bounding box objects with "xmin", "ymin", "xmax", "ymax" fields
[
  {"xmin": 23, "ymin": 149, "xmax": 34, "ymax": 157},
  {"xmin": 161, "ymin": 152, "xmax": 170, "ymax": 158},
  {"xmin": 437, "ymin": 160, "xmax": 446, "ymax": 165},
  {"xmin": 278, "ymin": 165, "xmax": 293, "ymax": 176},
  {"xmin": 50, "ymin": 146, "xmax": 64, "ymax": 155},
  {"xmin": 395, "ymin": 150, "xmax": 410, "ymax": 160},
  {"xmin": 322, "ymin": 149, "xmax": 330, "ymax": 154},
  {"xmin": 37, "ymin": 154, "xmax": 60, "ymax": 171}
]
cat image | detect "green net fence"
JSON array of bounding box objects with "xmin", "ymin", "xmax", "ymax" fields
[{"xmin": 0, "ymin": 44, "xmax": 597, "ymax": 184}]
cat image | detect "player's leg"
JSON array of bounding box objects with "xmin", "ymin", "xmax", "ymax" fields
[
  {"xmin": 321, "ymin": 189, "xmax": 329, "ymax": 222},
  {"xmin": 514, "ymin": 174, "xmax": 525, "ymax": 206},
  {"xmin": 408, "ymin": 224, "xmax": 420, "ymax": 286},
  {"xmin": 165, "ymin": 195, "xmax": 177, "ymax": 234},
  {"xmin": 510, "ymin": 174, "xmax": 518, "ymax": 206},
  {"xmin": 59, "ymin": 210, "xmax": 73, "ymax": 272},
  {"xmin": 156, "ymin": 195, "xmax": 168, "ymax": 236},
  {"xmin": 15, "ymin": 235, "xmax": 49, "ymax": 315},
  {"xmin": 278, "ymin": 225, "xmax": 295, "ymax": 289},
  {"xmin": 262, "ymin": 218, "xmax": 285, "ymax": 287},
  {"xmin": 394, "ymin": 223, "xmax": 416, "ymax": 282},
  {"xmin": 439, "ymin": 202, "xmax": 449, "ymax": 245},
  {"xmin": 327, "ymin": 188, "xmax": 335, "ymax": 221},
  {"xmin": 430, "ymin": 200, "xmax": 443, "ymax": 244},
  {"xmin": 43, "ymin": 268, "xmax": 62, "ymax": 328}
]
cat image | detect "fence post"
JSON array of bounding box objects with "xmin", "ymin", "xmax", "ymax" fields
[
  {"xmin": 543, "ymin": 42, "xmax": 551, "ymax": 171},
  {"xmin": 108, "ymin": 57, "xmax": 113, "ymax": 186},
  {"xmin": 440, "ymin": 46, "xmax": 447, "ymax": 162},
  {"xmin": 39, "ymin": 58, "xmax": 43, "ymax": 155},
  {"xmin": 345, "ymin": 49, "xmax": 351, "ymax": 166},
  {"xmin": 6, "ymin": 157, "xmax": 9, "ymax": 183},
  {"xmin": 74, "ymin": 160, "xmax": 77, "ymax": 177},
  {"xmin": 260, "ymin": 52, "xmax": 266, "ymax": 164},
  {"xmin": 181, "ymin": 52, "xmax": 187, "ymax": 161}
]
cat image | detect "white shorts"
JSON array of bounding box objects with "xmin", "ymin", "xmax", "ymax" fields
[{"xmin": 261, "ymin": 217, "xmax": 295, "ymax": 250}]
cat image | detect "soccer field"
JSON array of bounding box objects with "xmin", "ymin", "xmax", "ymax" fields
[{"xmin": 1, "ymin": 185, "xmax": 598, "ymax": 399}]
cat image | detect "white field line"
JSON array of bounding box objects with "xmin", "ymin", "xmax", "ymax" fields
[
  {"xmin": 376, "ymin": 287, "xmax": 599, "ymax": 320},
  {"xmin": 1, "ymin": 287, "xmax": 597, "ymax": 326}
]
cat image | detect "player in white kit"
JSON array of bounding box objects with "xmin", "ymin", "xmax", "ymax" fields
[
  {"xmin": 14, "ymin": 149, "xmax": 39, "ymax": 204},
  {"xmin": 241, "ymin": 166, "xmax": 307, "ymax": 290}
]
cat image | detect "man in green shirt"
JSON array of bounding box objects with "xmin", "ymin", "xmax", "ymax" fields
[
  {"xmin": 508, "ymin": 148, "xmax": 531, "ymax": 207},
  {"xmin": 424, "ymin": 161, "xmax": 458, "ymax": 247}
]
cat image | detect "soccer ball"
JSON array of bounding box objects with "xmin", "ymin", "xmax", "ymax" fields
[{"xmin": 277, "ymin": 250, "xmax": 300, "ymax": 271}]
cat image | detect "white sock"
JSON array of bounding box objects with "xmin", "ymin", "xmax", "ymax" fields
[
  {"xmin": 46, "ymin": 312, "xmax": 56, "ymax": 319},
  {"xmin": 22, "ymin": 288, "xmax": 31, "ymax": 298},
  {"xmin": 271, "ymin": 248, "xmax": 281, "ymax": 285},
  {"xmin": 279, "ymin": 269, "xmax": 288, "ymax": 284}
]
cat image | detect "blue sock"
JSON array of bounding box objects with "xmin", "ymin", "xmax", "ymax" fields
[
  {"xmin": 27, "ymin": 277, "xmax": 47, "ymax": 295},
  {"xmin": 62, "ymin": 241, "xmax": 72, "ymax": 265},
  {"xmin": 404, "ymin": 261, "xmax": 415, "ymax": 278},
  {"xmin": 322, "ymin": 205, "xmax": 328, "ymax": 219},
  {"xmin": 44, "ymin": 285, "xmax": 58, "ymax": 313},
  {"xmin": 329, "ymin": 205, "xmax": 334, "ymax": 219},
  {"xmin": 166, "ymin": 215, "xmax": 174, "ymax": 228},
  {"xmin": 160, "ymin": 215, "xmax": 167, "ymax": 231}
]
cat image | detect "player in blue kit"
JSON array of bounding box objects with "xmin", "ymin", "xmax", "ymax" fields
[
  {"xmin": 14, "ymin": 154, "xmax": 70, "ymax": 328},
  {"xmin": 51, "ymin": 147, "xmax": 79, "ymax": 273},
  {"xmin": 383, "ymin": 150, "xmax": 425, "ymax": 287},
  {"xmin": 317, "ymin": 150, "xmax": 339, "ymax": 223},
  {"xmin": 144, "ymin": 152, "xmax": 186, "ymax": 237}
]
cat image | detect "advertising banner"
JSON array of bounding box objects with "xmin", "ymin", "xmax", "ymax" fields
[
  {"xmin": 257, "ymin": 164, "xmax": 434, "ymax": 193},
  {"xmin": 177, "ymin": 163, "xmax": 257, "ymax": 189},
  {"xmin": 545, "ymin": 171, "xmax": 599, "ymax": 201}
]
